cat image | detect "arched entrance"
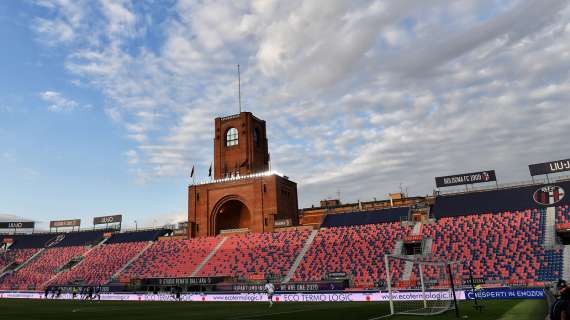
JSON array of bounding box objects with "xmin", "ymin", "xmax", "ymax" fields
[{"xmin": 214, "ymin": 199, "xmax": 251, "ymax": 235}]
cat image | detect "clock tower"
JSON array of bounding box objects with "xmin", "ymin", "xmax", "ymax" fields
[
  {"xmin": 213, "ymin": 113, "xmax": 269, "ymax": 179},
  {"xmin": 188, "ymin": 112, "xmax": 299, "ymax": 237}
]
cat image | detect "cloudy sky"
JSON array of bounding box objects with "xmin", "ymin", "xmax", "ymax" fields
[{"xmin": 1, "ymin": 0, "xmax": 569, "ymax": 229}]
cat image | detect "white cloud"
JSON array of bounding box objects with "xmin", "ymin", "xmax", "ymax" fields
[
  {"xmin": 33, "ymin": 0, "xmax": 86, "ymax": 45},
  {"xmin": 39, "ymin": 91, "xmax": 80, "ymax": 112},
  {"xmin": 104, "ymin": 107, "xmax": 122, "ymax": 123},
  {"xmin": 124, "ymin": 149, "xmax": 139, "ymax": 165},
  {"xmin": 30, "ymin": 0, "xmax": 570, "ymax": 208},
  {"xmin": 100, "ymin": 0, "xmax": 136, "ymax": 36},
  {"xmin": 34, "ymin": 18, "xmax": 75, "ymax": 43}
]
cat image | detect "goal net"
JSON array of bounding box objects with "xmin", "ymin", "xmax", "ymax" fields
[{"xmin": 382, "ymin": 255, "xmax": 462, "ymax": 317}]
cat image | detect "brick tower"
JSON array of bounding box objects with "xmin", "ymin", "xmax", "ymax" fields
[
  {"xmin": 188, "ymin": 112, "xmax": 298, "ymax": 237},
  {"xmin": 213, "ymin": 113, "xmax": 269, "ymax": 179}
]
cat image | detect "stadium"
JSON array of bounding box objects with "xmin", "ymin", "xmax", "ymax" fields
[
  {"xmin": 2, "ymin": 1, "xmax": 570, "ymax": 320},
  {"xmin": 0, "ymin": 110, "xmax": 569, "ymax": 319}
]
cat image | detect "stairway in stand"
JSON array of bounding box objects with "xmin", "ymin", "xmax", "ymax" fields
[
  {"xmin": 190, "ymin": 237, "xmax": 228, "ymax": 277},
  {"xmin": 283, "ymin": 229, "xmax": 319, "ymax": 283}
]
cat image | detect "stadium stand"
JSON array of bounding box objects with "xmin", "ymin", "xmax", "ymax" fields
[
  {"xmin": 423, "ymin": 209, "xmax": 562, "ymax": 283},
  {"xmin": 321, "ymin": 207, "xmax": 410, "ymax": 227},
  {"xmin": 1, "ymin": 180, "xmax": 569, "ymax": 291},
  {"xmin": 0, "ymin": 246, "xmax": 86, "ymax": 290},
  {"xmin": 50, "ymin": 242, "xmax": 148, "ymax": 286},
  {"xmin": 0, "ymin": 248, "xmax": 39, "ymax": 271},
  {"xmin": 197, "ymin": 229, "xmax": 311, "ymax": 279},
  {"xmin": 292, "ymin": 223, "xmax": 411, "ymax": 286},
  {"xmin": 120, "ymin": 237, "xmax": 220, "ymax": 279},
  {"xmin": 556, "ymin": 205, "xmax": 570, "ymax": 225}
]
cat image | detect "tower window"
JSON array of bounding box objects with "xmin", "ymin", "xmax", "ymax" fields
[
  {"xmin": 253, "ymin": 128, "xmax": 260, "ymax": 147},
  {"xmin": 226, "ymin": 128, "xmax": 238, "ymax": 147}
]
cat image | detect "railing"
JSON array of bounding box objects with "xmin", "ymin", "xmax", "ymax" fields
[
  {"xmin": 219, "ymin": 114, "xmax": 240, "ymax": 121},
  {"xmin": 192, "ymin": 170, "xmax": 283, "ymax": 186}
]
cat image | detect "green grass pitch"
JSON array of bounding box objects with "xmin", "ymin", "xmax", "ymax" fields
[{"xmin": 0, "ymin": 299, "xmax": 547, "ymax": 320}]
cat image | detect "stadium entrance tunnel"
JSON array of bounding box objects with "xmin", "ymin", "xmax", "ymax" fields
[
  {"xmin": 214, "ymin": 199, "xmax": 251, "ymax": 235},
  {"xmin": 557, "ymin": 230, "xmax": 570, "ymax": 245}
]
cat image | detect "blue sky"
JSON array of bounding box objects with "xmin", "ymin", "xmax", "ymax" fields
[
  {"xmin": 1, "ymin": 0, "xmax": 569, "ymax": 230},
  {"xmin": 0, "ymin": 0, "xmax": 187, "ymax": 228}
]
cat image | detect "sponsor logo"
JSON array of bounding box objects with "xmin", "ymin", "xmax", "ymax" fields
[
  {"xmin": 50, "ymin": 219, "xmax": 80, "ymax": 228},
  {"xmin": 94, "ymin": 215, "xmax": 122, "ymax": 225},
  {"xmin": 0, "ymin": 221, "xmax": 34, "ymax": 229},
  {"xmin": 533, "ymin": 185, "xmax": 565, "ymax": 205},
  {"xmin": 529, "ymin": 159, "xmax": 570, "ymax": 176},
  {"xmin": 443, "ymin": 173, "xmax": 491, "ymax": 185},
  {"xmin": 102, "ymin": 217, "xmax": 115, "ymax": 223},
  {"xmin": 45, "ymin": 234, "xmax": 66, "ymax": 248},
  {"xmin": 0, "ymin": 291, "xmax": 473, "ymax": 302},
  {"xmin": 436, "ymin": 170, "xmax": 496, "ymax": 188},
  {"xmin": 465, "ymin": 288, "xmax": 543, "ymax": 300},
  {"xmin": 274, "ymin": 219, "xmax": 292, "ymax": 227},
  {"xmin": 549, "ymin": 160, "xmax": 570, "ymax": 173}
]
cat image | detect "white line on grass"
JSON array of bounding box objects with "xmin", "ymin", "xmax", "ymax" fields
[
  {"xmin": 366, "ymin": 314, "xmax": 393, "ymax": 320},
  {"xmin": 229, "ymin": 305, "xmax": 328, "ymax": 320}
]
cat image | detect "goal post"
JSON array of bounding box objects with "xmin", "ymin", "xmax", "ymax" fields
[{"xmin": 382, "ymin": 254, "xmax": 462, "ymax": 317}]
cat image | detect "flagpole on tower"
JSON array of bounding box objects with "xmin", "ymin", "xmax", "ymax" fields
[
  {"xmin": 237, "ymin": 64, "xmax": 242, "ymax": 113},
  {"xmin": 208, "ymin": 162, "xmax": 213, "ymax": 181}
]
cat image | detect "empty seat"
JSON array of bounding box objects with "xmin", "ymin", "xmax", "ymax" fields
[
  {"xmin": 119, "ymin": 237, "xmax": 220, "ymax": 279},
  {"xmin": 49, "ymin": 242, "xmax": 148, "ymax": 286},
  {"xmin": 0, "ymin": 246, "xmax": 86, "ymax": 290},
  {"xmin": 197, "ymin": 229, "xmax": 311, "ymax": 279}
]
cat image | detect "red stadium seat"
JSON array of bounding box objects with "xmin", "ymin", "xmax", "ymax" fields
[
  {"xmin": 197, "ymin": 229, "xmax": 311, "ymax": 279},
  {"xmin": 292, "ymin": 223, "xmax": 411, "ymax": 283},
  {"xmin": 0, "ymin": 248, "xmax": 39, "ymax": 271},
  {"xmin": 119, "ymin": 237, "xmax": 220, "ymax": 280},
  {"xmin": 49, "ymin": 242, "xmax": 148, "ymax": 286},
  {"xmin": 0, "ymin": 246, "xmax": 86, "ymax": 290},
  {"xmin": 0, "ymin": 207, "xmax": 563, "ymax": 290},
  {"xmin": 422, "ymin": 209, "xmax": 562, "ymax": 283}
]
